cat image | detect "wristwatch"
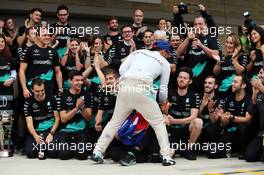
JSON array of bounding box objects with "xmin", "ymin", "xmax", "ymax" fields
[
  {"xmin": 49, "ymin": 130, "xmax": 55, "ymax": 135},
  {"xmin": 229, "ymin": 114, "xmax": 235, "ymax": 122},
  {"xmin": 58, "ymin": 88, "xmax": 63, "ymax": 92},
  {"xmin": 209, "ymin": 109, "xmax": 214, "ymax": 113}
]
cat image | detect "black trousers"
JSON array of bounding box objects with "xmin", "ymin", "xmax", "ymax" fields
[
  {"xmin": 169, "ymin": 125, "xmax": 190, "ymax": 154},
  {"xmin": 57, "ymin": 131, "xmax": 89, "ymax": 160},
  {"xmin": 24, "ymin": 130, "xmax": 58, "ymax": 158},
  {"xmin": 108, "ymin": 127, "xmax": 160, "ymax": 163},
  {"xmin": 245, "ymin": 135, "xmax": 264, "ymax": 162},
  {"xmin": 200, "ymin": 122, "xmax": 222, "ymax": 143},
  {"xmin": 206, "ymin": 123, "xmax": 251, "ymax": 158}
]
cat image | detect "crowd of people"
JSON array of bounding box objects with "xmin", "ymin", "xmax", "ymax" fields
[{"xmin": 0, "ymin": 3, "xmax": 264, "ymax": 166}]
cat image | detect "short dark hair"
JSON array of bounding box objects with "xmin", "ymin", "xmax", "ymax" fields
[
  {"xmin": 57, "ymin": 4, "xmax": 69, "ymax": 14},
  {"xmin": 25, "ymin": 27, "xmax": 35, "ymax": 36},
  {"xmin": 157, "ymin": 18, "xmax": 166, "ymax": 25},
  {"xmin": 143, "ymin": 29, "xmax": 153, "ymax": 36},
  {"xmin": 35, "ymin": 27, "xmax": 48, "ymax": 37},
  {"xmin": 29, "ymin": 8, "xmax": 43, "ymax": 16},
  {"xmin": 193, "ymin": 15, "xmax": 207, "ymax": 25},
  {"xmin": 169, "ymin": 34, "xmax": 181, "ymax": 41},
  {"xmin": 31, "ymin": 78, "xmax": 44, "ymax": 89},
  {"xmin": 121, "ymin": 25, "xmax": 133, "ymax": 33},
  {"xmin": 177, "ymin": 66, "xmax": 193, "ymax": 80},
  {"xmin": 4, "ymin": 17, "xmax": 14, "ymax": 25},
  {"xmin": 69, "ymin": 70, "xmax": 83, "ymax": 80},
  {"xmin": 236, "ymin": 74, "xmax": 248, "ymax": 85},
  {"xmin": 108, "ymin": 16, "xmax": 118, "ymax": 25},
  {"xmin": 102, "ymin": 67, "xmax": 120, "ymax": 78},
  {"xmin": 205, "ymin": 75, "xmax": 218, "ymax": 85}
]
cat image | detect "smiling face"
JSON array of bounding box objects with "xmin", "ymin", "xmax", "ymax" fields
[
  {"xmin": 32, "ymin": 84, "xmax": 45, "ymax": 101},
  {"xmin": 38, "ymin": 28, "xmax": 50, "ymax": 46},
  {"xmin": 232, "ymin": 75, "xmax": 245, "ymax": 93},
  {"xmin": 251, "ymin": 29, "xmax": 261, "ymax": 43},
  {"xmin": 6, "ymin": 19, "xmax": 15, "ymax": 30},
  {"xmin": 204, "ymin": 77, "xmax": 217, "ymax": 94},
  {"xmin": 70, "ymin": 40, "xmax": 79, "ymax": 54},
  {"xmin": 258, "ymin": 68, "xmax": 264, "ymax": 84},
  {"xmin": 193, "ymin": 17, "xmax": 207, "ymax": 35},
  {"xmin": 70, "ymin": 75, "xmax": 84, "ymax": 91},
  {"xmin": 122, "ymin": 26, "xmax": 133, "ymax": 41},
  {"xmin": 225, "ymin": 36, "xmax": 235, "ymax": 54},
  {"xmin": 158, "ymin": 19, "xmax": 167, "ymax": 31},
  {"xmin": 30, "ymin": 10, "xmax": 41, "ymax": 24},
  {"xmin": 27, "ymin": 28, "xmax": 37, "ymax": 43},
  {"xmin": 93, "ymin": 38, "xmax": 103, "ymax": 51},
  {"xmin": 0, "ymin": 37, "xmax": 5, "ymax": 51}
]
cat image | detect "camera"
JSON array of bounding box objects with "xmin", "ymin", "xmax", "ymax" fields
[
  {"xmin": 243, "ymin": 11, "xmax": 255, "ymax": 35},
  {"xmin": 178, "ymin": 2, "xmax": 188, "ymax": 15},
  {"xmin": 243, "ymin": 11, "xmax": 250, "ymax": 18}
]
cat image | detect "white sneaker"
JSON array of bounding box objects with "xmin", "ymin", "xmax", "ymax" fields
[
  {"xmin": 162, "ymin": 156, "xmax": 176, "ymax": 166},
  {"xmin": 90, "ymin": 149, "xmax": 104, "ymax": 164}
]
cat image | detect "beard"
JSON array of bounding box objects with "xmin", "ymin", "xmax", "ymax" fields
[
  {"xmin": 204, "ymin": 87, "xmax": 213, "ymax": 94},
  {"xmin": 110, "ymin": 26, "xmax": 119, "ymax": 32},
  {"xmin": 178, "ymin": 84, "xmax": 188, "ymax": 89}
]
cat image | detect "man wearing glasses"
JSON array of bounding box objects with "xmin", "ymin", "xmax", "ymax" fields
[
  {"xmin": 103, "ymin": 25, "xmax": 138, "ymax": 71},
  {"xmin": 50, "ymin": 5, "xmax": 76, "ymax": 59}
]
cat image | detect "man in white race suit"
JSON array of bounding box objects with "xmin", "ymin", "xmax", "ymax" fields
[{"xmin": 91, "ymin": 40, "xmax": 176, "ymax": 166}]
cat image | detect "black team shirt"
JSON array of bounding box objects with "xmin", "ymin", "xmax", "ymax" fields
[
  {"xmin": 183, "ymin": 35, "xmax": 221, "ymax": 94},
  {"xmin": 168, "ymin": 89, "xmax": 200, "ymax": 128},
  {"xmin": 24, "ymin": 96, "xmax": 58, "ymax": 131},
  {"xmin": 22, "ymin": 45, "xmax": 60, "ymax": 89},
  {"xmin": 59, "ymin": 89, "xmax": 93, "ymax": 133}
]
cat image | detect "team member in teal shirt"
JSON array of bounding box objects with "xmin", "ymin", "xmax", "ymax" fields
[
  {"xmin": 24, "ymin": 78, "xmax": 60, "ymax": 158},
  {"xmin": 58, "ymin": 70, "xmax": 93, "ymax": 160}
]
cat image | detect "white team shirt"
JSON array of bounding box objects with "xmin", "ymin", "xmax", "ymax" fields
[{"xmin": 119, "ymin": 49, "xmax": 171, "ymax": 102}]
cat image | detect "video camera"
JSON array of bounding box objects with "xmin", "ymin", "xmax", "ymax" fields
[
  {"xmin": 177, "ymin": 2, "xmax": 200, "ymax": 15},
  {"xmin": 243, "ymin": 11, "xmax": 255, "ymax": 35},
  {"xmin": 178, "ymin": 2, "xmax": 188, "ymax": 14}
]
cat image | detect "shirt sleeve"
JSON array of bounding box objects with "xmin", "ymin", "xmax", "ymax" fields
[
  {"xmin": 119, "ymin": 51, "xmax": 133, "ymax": 76},
  {"xmin": 159, "ymin": 61, "xmax": 171, "ymax": 103},
  {"xmin": 17, "ymin": 47, "xmax": 25, "ymax": 61},
  {"xmin": 97, "ymin": 91, "xmax": 106, "ymax": 111},
  {"xmin": 208, "ymin": 37, "xmax": 221, "ymax": 51},
  {"xmin": 221, "ymin": 97, "xmax": 228, "ymax": 111},
  {"xmin": 18, "ymin": 26, "xmax": 26, "ymax": 36},
  {"xmin": 21, "ymin": 47, "xmax": 32, "ymax": 63},
  {"xmin": 247, "ymin": 100, "xmax": 254, "ymax": 115},
  {"xmin": 10, "ymin": 58, "xmax": 17, "ymax": 76},
  {"xmin": 53, "ymin": 49, "xmax": 60, "ymax": 67},
  {"xmin": 237, "ymin": 54, "xmax": 249, "ymax": 68},
  {"xmin": 104, "ymin": 46, "xmax": 116, "ymax": 65},
  {"xmin": 52, "ymin": 96, "xmax": 59, "ymax": 112},
  {"xmin": 168, "ymin": 51, "xmax": 178, "ymax": 65},
  {"xmin": 59, "ymin": 93, "xmax": 67, "ymax": 111},
  {"xmin": 89, "ymin": 82, "xmax": 99, "ymax": 94},
  {"xmin": 190, "ymin": 93, "xmax": 201, "ymax": 109},
  {"xmin": 23, "ymin": 99, "xmax": 32, "ymax": 117},
  {"xmin": 84, "ymin": 90, "xmax": 93, "ymax": 109}
]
